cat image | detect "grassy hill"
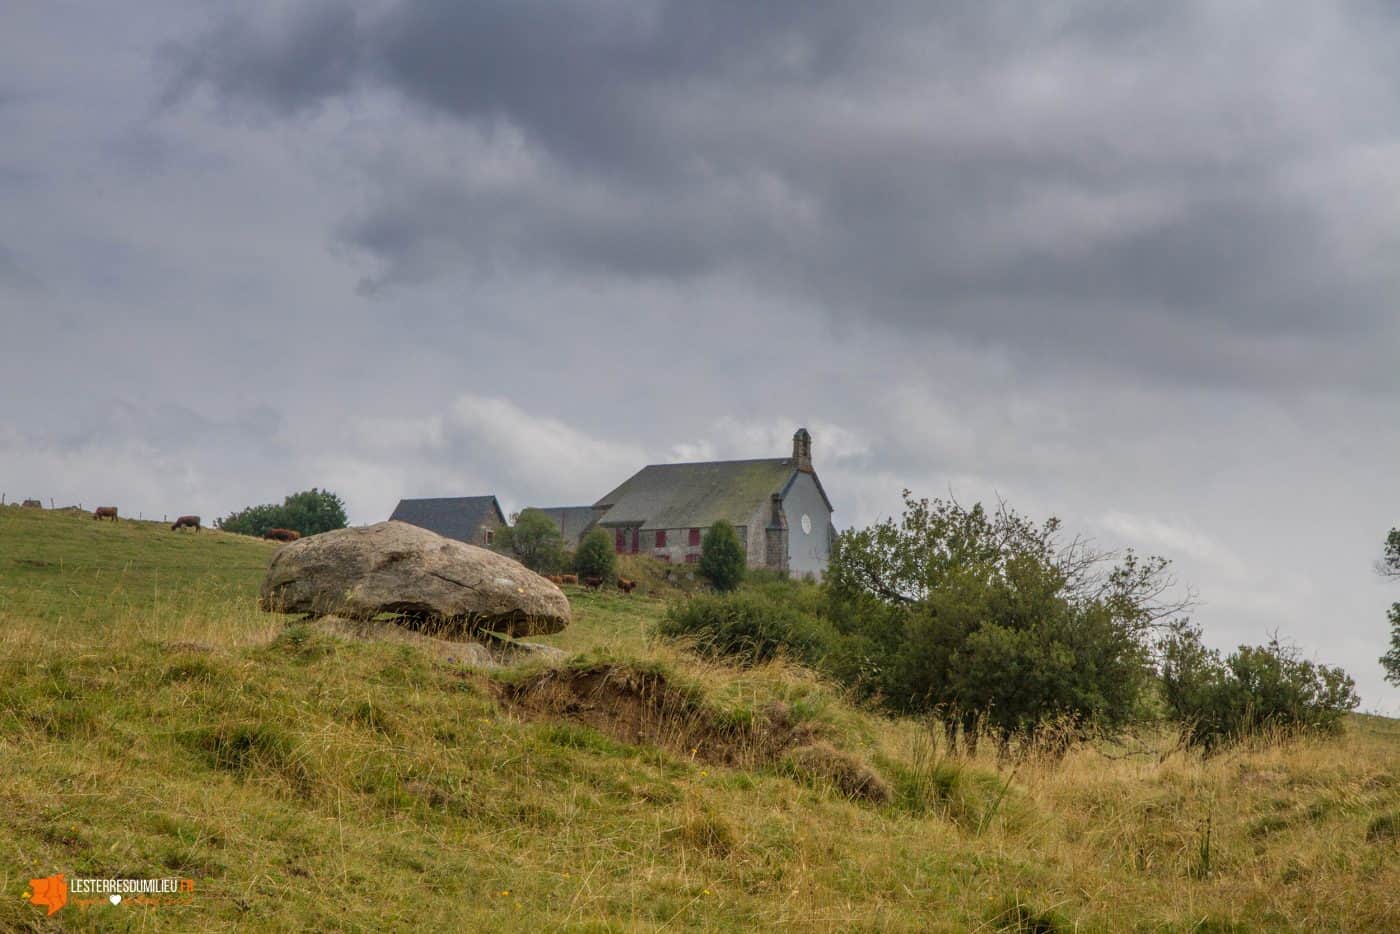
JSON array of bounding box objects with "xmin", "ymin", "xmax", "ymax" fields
[{"xmin": 0, "ymin": 508, "xmax": 1396, "ymax": 930}]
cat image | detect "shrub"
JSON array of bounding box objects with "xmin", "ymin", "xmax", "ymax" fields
[
  {"xmin": 825, "ymin": 491, "xmax": 1176, "ymax": 741},
  {"xmin": 493, "ymin": 509, "xmax": 565, "ymax": 574},
  {"xmin": 657, "ymin": 588, "xmax": 834, "ymax": 666},
  {"xmin": 574, "ymin": 527, "xmax": 616, "ymax": 581},
  {"xmin": 1160, "ymin": 622, "xmax": 1359, "ymax": 751},
  {"xmin": 700, "ymin": 520, "xmax": 746, "ymax": 592},
  {"xmin": 216, "ymin": 488, "xmax": 347, "ymax": 538}
]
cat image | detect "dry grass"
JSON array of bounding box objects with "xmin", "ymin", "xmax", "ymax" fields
[{"xmin": 0, "ymin": 509, "xmax": 1396, "ymax": 930}]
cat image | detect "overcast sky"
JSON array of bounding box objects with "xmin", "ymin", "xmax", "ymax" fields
[{"xmin": 3, "ymin": 1, "xmax": 1399, "ymax": 712}]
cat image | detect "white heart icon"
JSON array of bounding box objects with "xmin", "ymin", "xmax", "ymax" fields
[{"xmin": 110, "ymin": 894, "xmax": 121, "ymax": 905}]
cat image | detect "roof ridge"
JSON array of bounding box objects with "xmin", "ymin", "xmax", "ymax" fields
[{"xmin": 639, "ymin": 456, "xmax": 791, "ymax": 469}]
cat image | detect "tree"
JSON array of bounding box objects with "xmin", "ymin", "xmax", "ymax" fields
[
  {"xmin": 279, "ymin": 488, "xmax": 348, "ymax": 536},
  {"xmin": 215, "ymin": 503, "xmax": 284, "ymax": 538},
  {"xmin": 1378, "ymin": 529, "xmax": 1400, "ymax": 686},
  {"xmin": 215, "ymin": 488, "xmax": 348, "ymax": 538},
  {"xmin": 494, "ymin": 509, "xmax": 565, "ymax": 574},
  {"xmin": 826, "ymin": 491, "xmax": 1185, "ymax": 742},
  {"xmin": 574, "ymin": 527, "xmax": 616, "ymax": 581},
  {"xmin": 700, "ymin": 520, "xmax": 746, "ymax": 592},
  {"xmin": 1161, "ymin": 622, "xmax": 1359, "ymax": 751}
]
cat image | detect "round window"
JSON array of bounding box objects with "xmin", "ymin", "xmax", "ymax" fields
[{"xmin": 800, "ymin": 514, "xmax": 812, "ymax": 535}]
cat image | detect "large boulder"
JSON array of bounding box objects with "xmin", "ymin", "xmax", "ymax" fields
[{"xmin": 259, "ymin": 520, "xmax": 570, "ymax": 638}]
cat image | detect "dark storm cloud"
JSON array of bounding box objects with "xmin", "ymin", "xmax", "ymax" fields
[{"xmin": 164, "ymin": 1, "xmax": 1400, "ymax": 390}]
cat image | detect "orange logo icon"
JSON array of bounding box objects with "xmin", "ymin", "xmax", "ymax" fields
[{"xmin": 27, "ymin": 874, "xmax": 67, "ymax": 915}]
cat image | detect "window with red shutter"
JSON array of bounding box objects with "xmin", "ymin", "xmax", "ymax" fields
[
  {"xmin": 685, "ymin": 553, "xmax": 699, "ymax": 564},
  {"xmin": 689, "ymin": 527, "xmax": 701, "ymax": 546},
  {"xmin": 656, "ymin": 529, "xmax": 666, "ymax": 548}
]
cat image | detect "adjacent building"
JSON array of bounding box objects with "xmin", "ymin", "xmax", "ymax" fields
[
  {"xmin": 591, "ymin": 429, "xmax": 834, "ymax": 577},
  {"xmin": 522, "ymin": 505, "xmax": 605, "ymax": 550},
  {"xmin": 392, "ymin": 429, "xmax": 835, "ymax": 577},
  {"xmin": 388, "ymin": 495, "xmax": 506, "ymax": 547}
]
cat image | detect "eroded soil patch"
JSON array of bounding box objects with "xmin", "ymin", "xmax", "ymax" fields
[{"xmin": 496, "ymin": 663, "xmax": 890, "ymax": 802}]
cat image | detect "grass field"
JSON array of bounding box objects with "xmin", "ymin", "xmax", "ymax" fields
[{"xmin": 0, "ymin": 508, "xmax": 1396, "ymax": 931}]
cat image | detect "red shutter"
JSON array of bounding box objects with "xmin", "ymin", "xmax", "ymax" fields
[
  {"xmin": 685, "ymin": 553, "xmax": 699, "ymax": 564},
  {"xmin": 689, "ymin": 527, "xmax": 701, "ymax": 546},
  {"xmin": 656, "ymin": 529, "xmax": 666, "ymax": 548},
  {"xmin": 615, "ymin": 528, "xmax": 625, "ymax": 553},
  {"xmin": 631, "ymin": 528, "xmax": 639, "ymax": 553}
]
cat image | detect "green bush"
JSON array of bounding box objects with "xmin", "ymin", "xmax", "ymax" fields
[
  {"xmin": 1160, "ymin": 622, "xmax": 1358, "ymax": 751},
  {"xmin": 824, "ymin": 491, "xmax": 1176, "ymax": 741},
  {"xmin": 657, "ymin": 588, "xmax": 835, "ymax": 667},
  {"xmin": 216, "ymin": 488, "xmax": 347, "ymax": 538},
  {"xmin": 700, "ymin": 520, "xmax": 746, "ymax": 592},
  {"xmin": 574, "ymin": 528, "xmax": 616, "ymax": 581},
  {"xmin": 493, "ymin": 509, "xmax": 565, "ymax": 574}
]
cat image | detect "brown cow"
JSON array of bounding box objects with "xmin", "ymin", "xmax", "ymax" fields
[
  {"xmin": 559, "ymin": 574, "xmax": 579, "ymax": 585},
  {"xmin": 93, "ymin": 506, "xmax": 118, "ymax": 521},
  {"xmin": 617, "ymin": 576, "xmax": 637, "ymax": 594},
  {"xmin": 264, "ymin": 528, "xmax": 301, "ymax": 542},
  {"xmin": 582, "ymin": 576, "xmax": 605, "ymax": 590},
  {"xmin": 171, "ymin": 515, "xmax": 201, "ymax": 532},
  {"xmin": 544, "ymin": 574, "xmax": 564, "ymax": 585}
]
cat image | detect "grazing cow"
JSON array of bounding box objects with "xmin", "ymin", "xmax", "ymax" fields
[
  {"xmin": 264, "ymin": 528, "xmax": 301, "ymax": 542},
  {"xmin": 93, "ymin": 506, "xmax": 118, "ymax": 521},
  {"xmin": 560, "ymin": 574, "xmax": 579, "ymax": 585},
  {"xmin": 582, "ymin": 576, "xmax": 604, "ymax": 590},
  {"xmin": 617, "ymin": 576, "xmax": 637, "ymax": 594},
  {"xmin": 171, "ymin": 515, "xmax": 201, "ymax": 532},
  {"xmin": 544, "ymin": 574, "xmax": 564, "ymax": 585}
]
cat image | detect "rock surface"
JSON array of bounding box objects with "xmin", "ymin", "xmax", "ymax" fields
[{"xmin": 259, "ymin": 520, "xmax": 570, "ymax": 637}]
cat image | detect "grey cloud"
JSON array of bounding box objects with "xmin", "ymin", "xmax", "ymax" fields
[{"xmin": 164, "ymin": 2, "xmax": 1400, "ymax": 391}]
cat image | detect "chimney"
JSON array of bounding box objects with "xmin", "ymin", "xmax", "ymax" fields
[{"xmin": 792, "ymin": 428, "xmax": 812, "ymax": 472}]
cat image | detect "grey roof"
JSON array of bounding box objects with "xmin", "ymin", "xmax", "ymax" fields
[
  {"xmin": 524, "ymin": 505, "xmax": 601, "ymax": 547},
  {"xmin": 594, "ymin": 458, "xmax": 816, "ymax": 530},
  {"xmin": 389, "ymin": 496, "xmax": 505, "ymax": 542}
]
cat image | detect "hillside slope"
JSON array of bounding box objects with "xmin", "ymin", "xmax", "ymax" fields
[{"xmin": 0, "ymin": 509, "xmax": 1396, "ymax": 930}]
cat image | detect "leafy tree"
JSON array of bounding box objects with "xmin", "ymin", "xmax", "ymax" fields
[
  {"xmin": 1160, "ymin": 622, "xmax": 1359, "ymax": 751},
  {"xmin": 826, "ymin": 491, "xmax": 1185, "ymax": 742},
  {"xmin": 279, "ymin": 488, "xmax": 348, "ymax": 536},
  {"xmin": 215, "ymin": 503, "xmax": 285, "ymax": 538},
  {"xmin": 700, "ymin": 520, "xmax": 746, "ymax": 592},
  {"xmin": 574, "ymin": 527, "xmax": 616, "ymax": 581},
  {"xmin": 1378, "ymin": 528, "xmax": 1400, "ymax": 686},
  {"xmin": 216, "ymin": 489, "xmax": 348, "ymax": 538},
  {"xmin": 494, "ymin": 509, "xmax": 565, "ymax": 574}
]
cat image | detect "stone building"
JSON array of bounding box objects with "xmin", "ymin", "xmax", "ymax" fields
[
  {"xmin": 590, "ymin": 428, "xmax": 835, "ymax": 577},
  {"xmin": 388, "ymin": 495, "xmax": 506, "ymax": 547}
]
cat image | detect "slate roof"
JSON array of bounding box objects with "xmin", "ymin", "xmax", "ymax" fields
[
  {"xmin": 524, "ymin": 505, "xmax": 601, "ymax": 547},
  {"xmin": 593, "ymin": 458, "xmax": 828, "ymax": 530},
  {"xmin": 389, "ymin": 496, "xmax": 505, "ymax": 543}
]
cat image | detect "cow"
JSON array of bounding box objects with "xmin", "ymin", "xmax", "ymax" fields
[
  {"xmin": 545, "ymin": 574, "xmax": 564, "ymax": 585},
  {"xmin": 582, "ymin": 576, "xmax": 605, "ymax": 590},
  {"xmin": 21, "ymin": 499, "xmax": 42, "ymax": 508},
  {"xmin": 171, "ymin": 515, "xmax": 201, "ymax": 532},
  {"xmin": 264, "ymin": 528, "xmax": 301, "ymax": 542},
  {"xmin": 560, "ymin": 574, "xmax": 579, "ymax": 585},
  {"xmin": 93, "ymin": 506, "xmax": 118, "ymax": 521},
  {"xmin": 617, "ymin": 576, "xmax": 637, "ymax": 594}
]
